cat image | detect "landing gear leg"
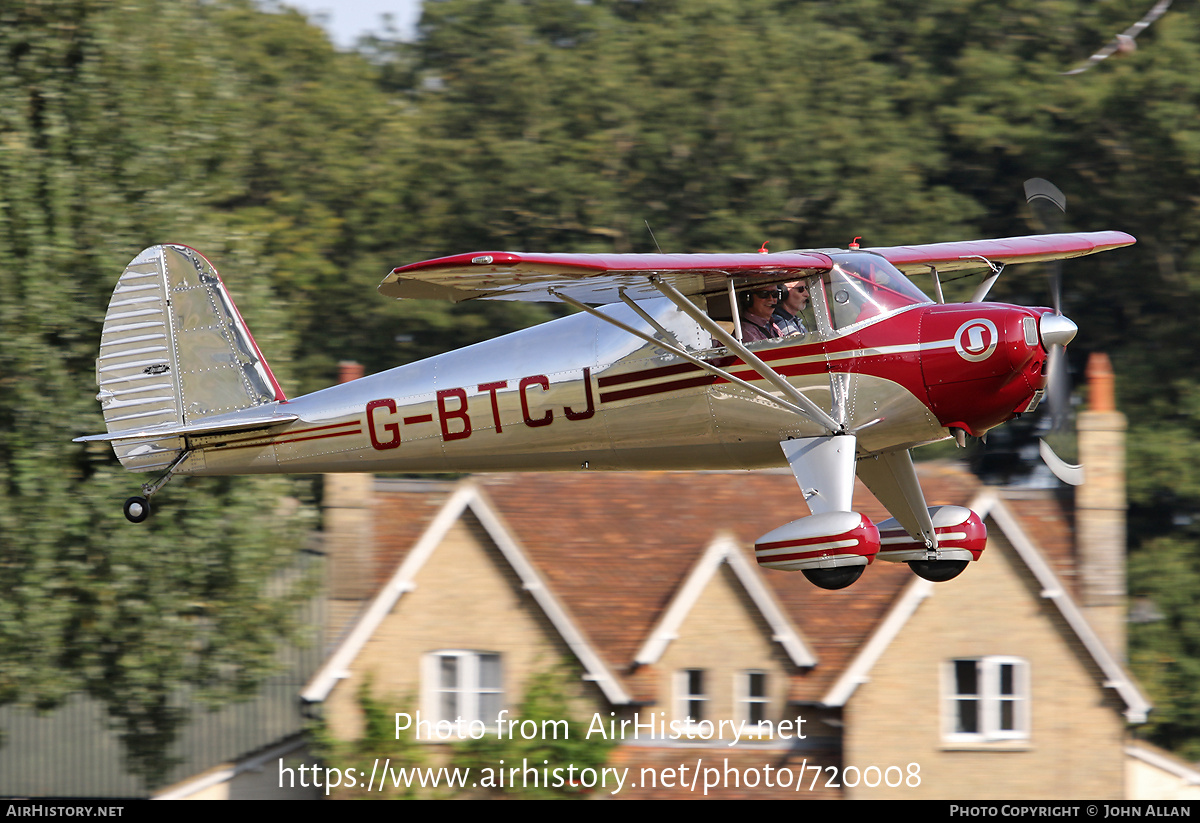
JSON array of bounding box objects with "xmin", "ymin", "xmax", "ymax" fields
[
  {"xmin": 123, "ymin": 450, "xmax": 191, "ymax": 523},
  {"xmin": 754, "ymin": 435, "xmax": 881, "ymax": 590}
]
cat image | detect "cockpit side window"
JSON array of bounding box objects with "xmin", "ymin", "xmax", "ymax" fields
[
  {"xmin": 702, "ymin": 278, "xmax": 818, "ymax": 349},
  {"xmin": 823, "ymin": 253, "xmax": 932, "ymax": 330}
]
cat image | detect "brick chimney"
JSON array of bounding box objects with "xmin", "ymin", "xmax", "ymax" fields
[
  {"xmin": 1076, "ymin": 352, "xmax": 1127, "ymax": 660},
  {"xmin": 323, "ymin": 361, "xmax": 375, "ymax": 644}
]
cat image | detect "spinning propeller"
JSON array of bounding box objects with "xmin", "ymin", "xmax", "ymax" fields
[{"xmin": 1024, "ymin": 178, "xmax": 1084, "ymax": 485}]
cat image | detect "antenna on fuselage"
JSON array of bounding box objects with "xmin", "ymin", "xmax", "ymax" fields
[{"xmin": 645, "ymin": 220, "xmax": 663, "ymax": 254}]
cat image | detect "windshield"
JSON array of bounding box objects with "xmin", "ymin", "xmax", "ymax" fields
[{"xmin": 824, "ymin": 252, "xmax": 932, "ymax": 329}]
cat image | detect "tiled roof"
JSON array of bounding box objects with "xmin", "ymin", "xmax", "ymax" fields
[
  {"xmin": 371, "ymin": 479, "xmax": 455, "ymax": 590},
  {"xmin": 994, "ymin": 487, "xmax": 1078, "ymax": 598},
  {"xmin": 367, "ymin": 462, "xmax": 1017, "ymax": 702}
]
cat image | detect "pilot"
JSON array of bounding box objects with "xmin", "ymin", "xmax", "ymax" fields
[
  {"xmin": 773, "ymin": 281, "xmax": 809, "ymax": 336},
  {"xmin": 740, "ymin": 288, "xmax": 783, "ymax": 343}
]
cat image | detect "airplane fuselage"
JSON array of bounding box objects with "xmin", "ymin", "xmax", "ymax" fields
[{"xmin": 181, "ymin": 298, "xmax": 1048, "ymax": 478}]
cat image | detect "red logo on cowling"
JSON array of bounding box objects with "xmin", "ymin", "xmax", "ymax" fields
[{"xmin": 954, "ymin": 319, "xmax": 998, "ymax": 362}]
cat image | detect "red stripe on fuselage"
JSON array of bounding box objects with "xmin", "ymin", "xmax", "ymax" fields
[
  {"xmin": 214, "ymin": 421, "xmax": 359, "ymax": 448},
  {"xmin": 211, "ymin": 423, "xmax": 363, "ymax": 451},
  {"xmin": 596, "ymin": 311, "xmax": 931, "ymax": 405},
  {"xmin": 596, "ymin": 361, "xmax": 699, "ymax": 388},
  {"xmin": 598, "ymin": 375, "xmax": 716, "ymax": 403}
]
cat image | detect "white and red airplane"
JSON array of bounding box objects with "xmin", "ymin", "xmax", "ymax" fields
[{"xmin": 76, "ymin": 229, "xmax": 1134, "ymax": 589}]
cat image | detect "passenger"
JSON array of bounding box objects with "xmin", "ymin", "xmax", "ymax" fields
[
  {"xmin": 740, "ymin": 288, "xmax": 782, "ymax": 343},
  {"xmin": 773, "ymin": 281, "xmax": 809, "ymax": 336}
]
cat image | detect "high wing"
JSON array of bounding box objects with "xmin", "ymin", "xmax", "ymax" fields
[
  {"xmin": 379, "ymin": 251, "xmax": 834, "ymax": 304},
  {"xmin": 865, "ymin": 231, "xmax": 1136, "ymax": 275},
  {"xmin": 378, "ymin": 231, "xmax": 1135, "ymax": 304}
]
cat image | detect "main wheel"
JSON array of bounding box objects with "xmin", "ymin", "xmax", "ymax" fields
[
  {"xmin": 124, "ymin": 496, "xmax": 150, "ymax": 523},
  {"xmin": 802, "ymin": 565, "xmax": 866, "ymax": 590},
  {"xmin": 907, "ymin": 559, "xmax": 969, "ymax": 582}
]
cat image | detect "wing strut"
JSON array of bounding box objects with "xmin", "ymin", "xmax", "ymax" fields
[
  {"xmin": 856, "ymin": 449, "xmax": 938, "ymax": 549},
  {"xmin": 928, "ymin": 265, "xmax": 945, "ymax": 304},
  {"xmin": 727, "ymin": 279, "xmax": 743, "ymax": 342},
  {"xmin": 968, "ymin": 258, "xmax": 1005, "ymax": 303},
  {"xmin": 550, "ymin": 291, "xmax": 819, "ymax": 422},
  {"xmin": 650, "ymin": 278, "xmax": 843, "ymax": 434},
  {"xmin": 618, "ymin": 289, "xmax": 689, "ymax": 351}
]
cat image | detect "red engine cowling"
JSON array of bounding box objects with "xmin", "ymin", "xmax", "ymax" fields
[{"xmin": 919, "ymin": 305, "xmax": 1047, "ymax": 437}]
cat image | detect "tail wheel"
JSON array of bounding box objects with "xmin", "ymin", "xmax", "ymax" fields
[
  {"xmin": 123, "ymin": 496, "xmax": 150, "ymax": 523},
  {"xmin": 907, "ymin": 559, "xmax": 969, "ymax": 582},
  {"xmin": 802, "ymin": 565, "xmax": 866, "ymax": 590}
]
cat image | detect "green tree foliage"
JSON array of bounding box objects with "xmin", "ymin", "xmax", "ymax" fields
[
  {"xmin": 402, "ymin": 0, "xmax": 983, "ymax": 254},
  {"xmin": 1129, "ymin": 536, "xmax": 1200, "ymax": 760},
  {"xmin": 309, "ymin": 680, "xmax": 425, "ymax": 799},
  {"xmin": 202, "ymin": 2, "xmax": 562, "ymax": 390},
  {"xmin": 0, "ymin": 1, "xmax": 319, "ymax": 788}
]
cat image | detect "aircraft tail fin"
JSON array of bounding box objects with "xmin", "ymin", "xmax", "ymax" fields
[{"xmin": 90, "ymin": 245, "xmax": 286, "ymax": 471}]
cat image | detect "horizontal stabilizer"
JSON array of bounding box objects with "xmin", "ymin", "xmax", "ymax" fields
[{"xmin": 75, "ymin": 409, "xmax": 297, "ymax": 443}]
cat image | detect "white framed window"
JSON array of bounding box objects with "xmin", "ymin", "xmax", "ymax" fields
[
  {"xmin": 944, "ymin": 656, "xmax": 1029, "ymax": 742},
  {"xmin": 738, "ymin": 670, "xmax": 770, "ymax": 727},
  {"xmin": 675, "ymin": 669, "xmax": 707, "ymax": 723},
  {"xmin": 423, "ymin": 650, "xmax": 503, "ymax": 728}
]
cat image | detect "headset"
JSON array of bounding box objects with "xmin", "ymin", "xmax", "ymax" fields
[{"xmin": 739, "ymin": 285, "xmax": 785, "ymax": 311}]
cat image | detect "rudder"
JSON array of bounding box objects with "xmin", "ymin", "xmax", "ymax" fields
[{"xmin": 93, "ymin": 245, "xmax": 285, "ymax": 471}]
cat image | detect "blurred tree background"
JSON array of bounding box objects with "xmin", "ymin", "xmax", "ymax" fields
[{"xmin": 3, "ymin": 0, "xmax": 1200, "ymax": 781}]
